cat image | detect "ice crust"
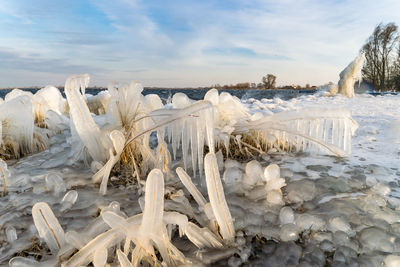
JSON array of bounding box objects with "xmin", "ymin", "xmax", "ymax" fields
[{"xmin": 0, "ymin": 74, "xmax": 399, "ymax": 266}]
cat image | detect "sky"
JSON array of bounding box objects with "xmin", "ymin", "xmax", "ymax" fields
[{"xmin": 1, "ymin": 0, "xmax": 400, "ymax": 88}]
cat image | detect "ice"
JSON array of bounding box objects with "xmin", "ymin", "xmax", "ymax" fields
[
  {"xmin": 286, "ymin": 179, "xmax": 316, "ymax": 203},
  {"xmin": 266, "ymin": 189, "xmax": 284, "ymax": 205},
  {"xmin": 223, "ymin": 167, "xmax": 243, "ymax": 185},
  {"xmin": 5, "ymin": 226, "xmax": 17, "ymax": 243},
  {"xmin": 384, "ymin": 255, "xmax": 400, "ymax": 267},
  {"xmin": 328, "ymin": 217, "xmax": 353, "ymax": 236},
  {"xmin": 359, "ymin": 227, "xmax": 397, "ymax": 253},
  {"xmin": 45, "ymin": 173, "xmax": 66, "ymax": 196},
  {"xmin": 279, "ymin": 223, "xmax": 299, "ymax": 241},
  {"xmin": 204, "ymin": 152, "xmax": 235, "ymax": 242},
  {"xmin": 243, "ymin": 160, "xmax": 263, "ymax": 187},
  {"xmin": 337, "ymin": 53, "xmax": 366, "ymax": 97},
  {"xmin": 60, "ymin": 190, "xmax": 78, "ymax": 212},
  {"xmin": 65, "ymin": 74, "xmax": 108, "ymax": 163},
  {"xmin": 2, "ymin": 74, "xmax": 400, "ymax": 266},
  {"xmin": 279, "ymin": 206, "xmax": 294, "ymax": 224},
  {"xmin": 93, "ymin": 247, "xmax": 107, "ymax": 267},
  {"xmin": 32, "ymin": 202, "xmax": 65, "ymax": 253},
  {"xmin": 295, "ymin": 213, "xmax": 326, "ymax": 231}
]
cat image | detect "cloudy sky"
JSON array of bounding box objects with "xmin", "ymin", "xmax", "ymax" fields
[{"xmin": 0, "ymin": 0, "xmax": 400, "ymax": 88}]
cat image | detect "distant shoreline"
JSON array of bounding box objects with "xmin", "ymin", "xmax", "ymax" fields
[{"xmin": 0, "ymin": 86, "xmax": 318, "ymax": 91}]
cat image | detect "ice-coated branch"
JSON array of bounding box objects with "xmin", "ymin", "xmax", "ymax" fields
[
  {"xmin": 32, "ymin": 202, "xmax": 66, "ymax": 253},
  {"xmin": 235, "ymin": 108, "xmax": 358, "ymax": 156},
  {"xmin": 176, "ymin": 167, "xmax": 207, "ymax": 208},
  {"xmin": 204, "ymin": 152, "xmax": 235, "ymax": 243},
  {"xmin": 64, "ymin": 74, "xmax": 107, "ymax": 163},
  {"xmin": 92, "ymin": 130, "xmax": 125, "ymax": 195}
]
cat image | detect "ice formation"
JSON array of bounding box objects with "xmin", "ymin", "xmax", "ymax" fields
[
  {"xmin": 0, "ymin": 73, "xmax": 399, "ymax": 266},
  {"xmin": 329, "ymin": 53, "xmax": 366, "ymax": 97}
]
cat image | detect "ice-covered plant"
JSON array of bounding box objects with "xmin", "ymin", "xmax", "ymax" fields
[{"xmin": 0, "ymin": 95, "xmax": 49, "ymax": 158}]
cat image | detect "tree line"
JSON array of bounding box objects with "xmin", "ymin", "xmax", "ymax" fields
[{"xmin": 362, "ymin": 22, "xmax": 400, "ymax": 91}]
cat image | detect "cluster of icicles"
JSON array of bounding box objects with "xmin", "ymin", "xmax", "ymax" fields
[{"xmin": 0, "ymin": 74, "xmax": 359, "ymax": 266}]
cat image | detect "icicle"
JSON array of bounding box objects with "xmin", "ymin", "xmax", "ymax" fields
[
  {"xmin": 32, "ymin": 202, "xmax": 65, "ymax": 253},
  {"xmin": 176, "ymin": 167, "xmax": 207, "ymax": 209},
  {"xmin": 62, "ymin": 229, "xmax": 124, "ymax": 267},
  {"xmin": 141, "ymin": 169, "xmax": 164, "ymax": 233},
  {"xmin": 117, "ymin": 249, "xmax": 133, "ymax": 267},
  {"xmin": 93, "ymin": 247, "xmax": 108, "ymax": 267},
  {"xmin": 204, "ymin": 153, "xmax": 235, "ymax": 243},
  {"xmin": 92, "ymin": 130, "xmax": 125, "ymax": 195},
  {"xmin": 184, "ymin": 222, "xmax": 223, "ymax": 248}
]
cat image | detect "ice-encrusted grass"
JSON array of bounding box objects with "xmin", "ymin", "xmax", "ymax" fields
[{"xmin": 0, "ymin": 60, "xmax": 399, "ymax": 266}]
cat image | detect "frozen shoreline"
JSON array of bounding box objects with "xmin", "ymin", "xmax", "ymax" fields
[{"xmin": 0, "ymin": 89, "xmax": 399, "ymax": 266}]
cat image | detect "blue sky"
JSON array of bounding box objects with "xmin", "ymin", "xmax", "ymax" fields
[{"xmin": 1, "ymin": 0, "xmax": 400, "ymax": 87}]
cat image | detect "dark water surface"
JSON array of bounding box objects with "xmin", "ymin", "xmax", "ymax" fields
[{"xmin": 0, "ymin": 88, "xmax": 316, "ymax": 101}]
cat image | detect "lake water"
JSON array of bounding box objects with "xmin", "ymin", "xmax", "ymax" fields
[{"xmin": 0, "ymin": 88, "xmax": 316, "ymax": 101}]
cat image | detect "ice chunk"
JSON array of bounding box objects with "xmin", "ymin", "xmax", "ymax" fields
[
  {"xmin": 266, "ymin": 189, "xmax": 283, "ymax": 205},
  {"xmin": 371, "ymin": 183, "xmax": 391, "ymax": 196},
  {"xmin": 204, "ymin": 88, "xmax": 219, "ymax": 106},
  {"xmin": 263, "ymin": 164, "xmax": 280, "ymax": 182},
  {"xmin": 172, "ymin": 92, "xmax": 191, "ymax": 108},
  {"xmin": 280, "ymin": 223, "xmax": 299, "ymax": 242},
  {"xmin": 32, "ymin": 202, "xmax": 65, "ymax": 253},
  {"xmin": 60, "ymin": 190, "xmax": 78, "ymax": 212},
  {"xmin": 359, "ymin": 227, "xmax": 395, "ymax": 253},
  {"xmin": 45, "ymin": 173, "xmax": 66, "ymax": 196},
  {"xmin": 243, "ymin": 160, "xmax": 263, "ymax": 187},
  {"xmin": 384, "ymin": 255, "xmax": 400, "ymax": 267},
  {"xmin": 279, "ymin": 206, "xmax": 294, "ymax": 224},
  {"xmin": 287, "ymin": 180, "xmax": 316, "ymax": 203},
  {"xmin": 328, "ymin": 217, "xmax": 353, "ymax": 236},
  {"xmin": 295, "ymin": 214, "xmax": 326, "ymax": 231},
  {"xmin": 6, "ymin": 226, "xmax": 17, "ymax": 243},
  {"xmin": 144, "ymin": 94, "xmax": 163, "ymax": 111},
  {"xmin": 223, "ymin": 167, "xmax": 243, "ymax": 185}
]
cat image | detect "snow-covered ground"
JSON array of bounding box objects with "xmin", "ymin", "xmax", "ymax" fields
[{"xmin": 0, "ymin": 90, "xmax": 400, "ymax": 267}]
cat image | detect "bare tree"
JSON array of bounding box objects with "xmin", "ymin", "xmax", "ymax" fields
[
  {"xmin": 362, "ymin": 23, "xmax": 399, "ymax": 91},
  {"xmin": 262, "ymin": 74, "xmax": 276, "ymax": 89}
]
